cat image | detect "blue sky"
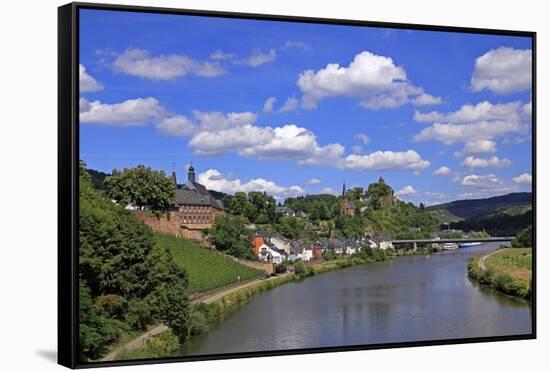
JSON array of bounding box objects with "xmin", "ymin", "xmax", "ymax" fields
[{"xmin": 79, "ymin": 9, "xmax": 533, "ymax": 205}]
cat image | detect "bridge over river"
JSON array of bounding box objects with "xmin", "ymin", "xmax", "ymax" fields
[{"xmin": 391, "ymin": 237, "xmax": 514, "ymax": 250}]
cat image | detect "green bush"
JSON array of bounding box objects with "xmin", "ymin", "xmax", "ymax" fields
[
  {"xmin": 187, "ymin": 309, "xmax": 209, "ymax": 337},
  {"xmin": 115, "ymin": 331, "xmax": 180, "ymax": 360},
  {"xmin": 79, "ymin": 282, "xmax": 122, "ymax": 361},
  {"xmin": 95, "ymin": 294, "xmax": 128, "ymax": 320},
  {"xmin": 125, "ymin": 300, "xmax": 152, "ymax": 330},
  {"xmin": 512, "ymin": 225, "xmax": 533, "ymax": 247},
  {"xmin": 467, "ymin": 257, "xmax": 530, "ymax": 299},
  {"xmin": 275, "ymin": 262, "xmax": 288, "ymax": 274},
  {"xmin": 294, "ymin": 260, "xmax": 306, "ymax": 276}
]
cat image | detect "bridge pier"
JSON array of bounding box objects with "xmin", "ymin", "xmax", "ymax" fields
[{"xmin": 413, "ymin": 242, "xmax": 417, "ymax": 252}]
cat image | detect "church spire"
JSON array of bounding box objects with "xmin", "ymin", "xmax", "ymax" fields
[
  {"xmin": 171, "ymin": 162, "xmax": 177, "ymax": 188},
  {"xmin": 188, "ymin": 162, "xmax": 196, "ymax": 183},
  {"xmin": 342, "ymin": 182, "xmax": 346, "ymax": 197}
]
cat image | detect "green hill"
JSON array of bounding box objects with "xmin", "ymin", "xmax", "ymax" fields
[
  {"xmin": 154, "ymin": 234, "xmax": 262, "ymax": 294},
  {"xmin": 449, "ymin": 205, "xmax": 533, "ymax": 236},
  {"xmin": 426, "ymin": 192, "xmax": 532, "ymax": 224},
  {"xmin": 86, "ymin": 168, "xmax": 110, "ymax": 191}
]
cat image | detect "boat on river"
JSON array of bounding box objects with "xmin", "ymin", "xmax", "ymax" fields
[
  {"xmin": 443, "ymin": 242, "xmax": 459, "ymax": 250},
  {"xmin": 459, "ymin": 242, "xmax": 482, "ymax": 248}
]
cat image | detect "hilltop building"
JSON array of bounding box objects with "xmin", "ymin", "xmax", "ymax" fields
[
  {"xmin": 339, "ymin": 182, "xmax": 356, "ymax": 216},
  {"xmin": 173, "ymin": 164, "xmax": 225, "ymax": 232},
  {"xmin": 134, "ymin": 163, "xmax": 225, "ymax": 240}
]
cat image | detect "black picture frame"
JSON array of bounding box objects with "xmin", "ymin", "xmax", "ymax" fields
[{"xmin": 58, "ymin": 2, "xmax": 536, "ymax": 369}]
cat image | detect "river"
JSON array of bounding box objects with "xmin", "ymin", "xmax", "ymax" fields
[{"xmin": 179, "ymin": 242, "xmax": 532, "ymax": 356}]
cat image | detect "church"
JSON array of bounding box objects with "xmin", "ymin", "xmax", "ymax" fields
[{"xmin": 339, "ymin": 183, "xmax": 356, "ymax": 216}]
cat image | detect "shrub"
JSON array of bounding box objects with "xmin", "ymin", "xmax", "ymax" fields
[
  {"xmin": 293, "ymin": 260, "xmax": 306, "ymax": 276},
  {"xmin": 116, "ymin": 331, "xmax": 180, "ymax": 360},
  {"xmin": 125, "ymin": 299, "xmax": 152, "ymax": 330},
  {"xmin": 95, "ymin": 294, "xmax": 128, "ymax": 320},
  {"xmin": 512, "ymin": 225, "xmax": 533, "ymax": 247},
  {"xmin": 275, "ymin": 262, "xmax": 288, "ymax": 274},
  {"xmin": 79, "ymin": 282, "xmax": 122, "ymax": 361},
  {"xmin": 187, "ymin": 309, "xmax": 209, "ymax": 337}
]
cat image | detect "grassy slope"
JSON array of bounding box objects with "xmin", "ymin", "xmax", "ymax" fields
[
  {"xmin": 485, "ymin": 248, "xmax": 532, "ymax": 282},
  {"xmin": 154, "ymin": 234, "xmax": 262, "ymax": 294}
]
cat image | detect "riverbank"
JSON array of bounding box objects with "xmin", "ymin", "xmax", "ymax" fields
[
  {"xmin": 468, "ymin": 247, "xmax": 532, "ymax": 300},
  {"xmin": 107, "ymin": 247, "xmax": 436, "ymax": 360}
]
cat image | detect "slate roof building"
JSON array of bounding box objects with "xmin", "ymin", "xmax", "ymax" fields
[
  {"xmin": 275, "ymin": 206, "xmax": 295, "ymax": 217},
  {"xmin": 173, "ymin": 164, "xmax": 225, "ymax": 233}
]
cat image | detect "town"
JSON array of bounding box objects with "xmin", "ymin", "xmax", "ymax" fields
[
  {"xmin": 112, "ymin": 163, "xmax": 496, "ymax": 274},
  {"xmin": 127, "ymin": 164, "xmax": 422, "ymax": 262}
]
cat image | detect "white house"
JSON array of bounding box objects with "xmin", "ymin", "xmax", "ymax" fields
[
  {"xmin": 271, "ymin": 236, "xmax": 291, "ymax": 255},
  {"xmin": 258, "ymin": 244, "xmax": 285, "ymax": 264},
  {"xmin": 367, "ymin": 239, "xmax": 378, "ymax": 248},
  {"xmin": 379, "ymin": 241, "xmax": 394, "ymax": 250},
  {"xmin": 299, "ymin": 247, "xmax": 313, "ymax": 262},
  {"xmin": 346, "ymin": 246, "xmax": 357, "ymax": 255}
]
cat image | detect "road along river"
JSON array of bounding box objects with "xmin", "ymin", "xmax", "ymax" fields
[{"xmin": 179, "ymin": 242, "xmax": 532, "ymax": 356}]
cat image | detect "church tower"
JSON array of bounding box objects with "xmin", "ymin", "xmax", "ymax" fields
[
  {"xmin": 188, "ymin": 163, "xmax": 196, "ymax": 183},
  {"xmin": 340, "ymin": 182, "xmax": 348, "ymax": 216},
  {"xmin": 339, "ymin": 182, "xmax": 356, "ymax": 216}
]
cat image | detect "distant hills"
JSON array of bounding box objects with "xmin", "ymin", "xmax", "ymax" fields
[
  {"xmin": 426, "ymin": 192, "xmax": 533, "ymax": 236},
  {"xmin": 448, "ymin": 204, "xmax": 533, "ymax": 237},
  {"xmin": 426, "ymin": 192, "xmax": 532, "ymax": 223}
]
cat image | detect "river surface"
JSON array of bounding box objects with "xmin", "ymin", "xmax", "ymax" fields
[{"xmin": 180, "ymin": 242, "xmax": 532, "ymax": 356}]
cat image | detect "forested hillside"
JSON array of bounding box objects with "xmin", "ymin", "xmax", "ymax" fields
[
  {"xmin": 449, "ymin": 205, "xmax": 533, "ymax": 236},
  {"xmin": 426, "ymin": 192, "xmax": 532, "ymax": 223},
  {"xmin": 79, "ymin": 164, "xmax": 190, "ymax": 361}
]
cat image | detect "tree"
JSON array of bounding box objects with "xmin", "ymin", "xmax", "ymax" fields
[
  {"xmin": 275, "ymin": 216, "xmax": 304, "ymax": 239},
  {"xmin": 512, "ymin": 225, "xmax": 533, "ymax": 247},
  {"xmin": 78, "ymin": 168, "xmax": 191, "ymax": 358},
  {"xmin": 105, "ymin": 165, "xmax": 175, "ymax": 210},
  {"xmin": 209, "ymin": 215, "xmax": 252, "ymax": 257},
  {"xmin": 79, "ymin": 282, "xmax": 120, "ymax": 361},
  {"xmin": 367, "ymin": 180, "xmax": 392, "ymax": 210}
]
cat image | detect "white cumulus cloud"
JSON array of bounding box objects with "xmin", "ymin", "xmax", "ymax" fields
[
  {"xmin": 354, "ymin": 134, "xmax": 370, "ymax": 145},
  {"xmin": 239, "ymin": 49, "xmax": 277, "ymax": 67},
  {"xmin": 461, "ymin": 156, "xmax": 511, "ymax": 168},
  {"xmin": 278, "ymin": 96, "xmax": 299, "ymax": 113},
  {"xmin": 413, "ymin": 110, "xmax": 444, "ymax": 123},
  {"xmin": 297, "ymin": 50, "xmax": 442, "ymax": 110},
  {"xmin": 433, "ymin": 166, "xmax": 452, "ymax": 176},
  {"xmin": 198, "ymin": 169, "xmax": 304, "ymax": 196},
  {"xmin": 461, "ymin": 139, "xmax": 497, "ymax": 155},
  {"xmin": 338, "ymin": 150, "xmax": 430, "ymax": 171},
  {"xmin": 461, "ymin": 173, "xmax": 503, "ymax": 188},
  {"xmin": 79, "ymin": 97, "xmax": 165, "ymax": 125},
  {"xmin": 396, "ymin": 185, "xmax": 416, "ymax": 196},
  {"xmin": 308, "ymin": 178, "xmax": 322, "ymax": 185},
  {"xmin": 470, "ymin": 47, "xmax": 532, "ymax": 94},
  {"xmin": 79, "ymin": 64, "xmax": 103, "ymax": 92},
  {"xmin": 512, "ymin": 173, "xmax": 532, "ymax": 185},
  {"xmin": 263, "ymin": 97, "xmax": 277, "ymax": 113},
  {"xmin": 156, "ymin": 115, "xmax": 196, "ymax": 137},
  {"xmin": 413, "ymin": 101, "xmax": 529, "ymax": 144},
  {"xmin": 113, "ymin": 48, "xmax": 225, "ymax": 80},
  {"xmin": 263, "ymin": 96, "xmax": 299, "ymax": 113}
]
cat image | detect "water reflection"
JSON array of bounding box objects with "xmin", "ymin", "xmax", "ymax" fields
[{"xmin": 180, "ymin": 242, "xmax": 531, "ymax": 356}]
